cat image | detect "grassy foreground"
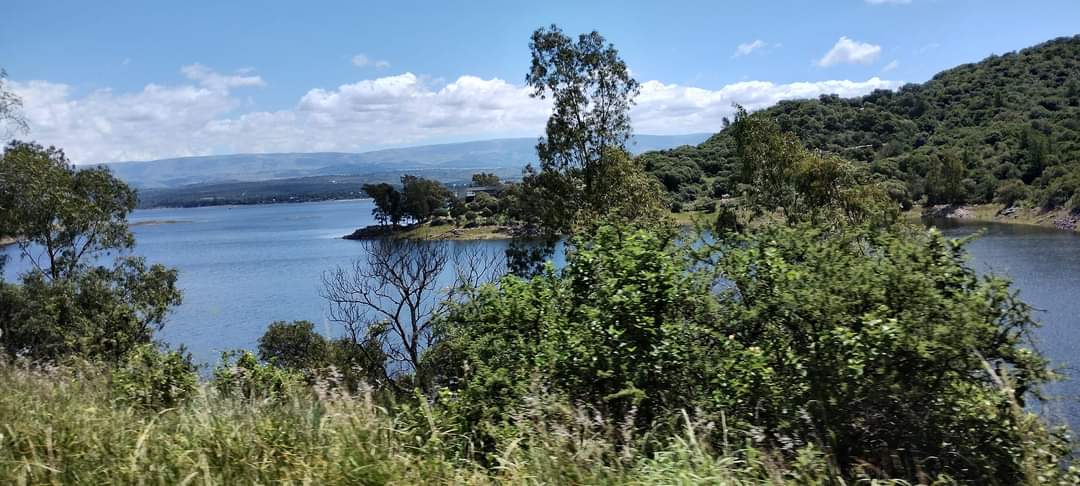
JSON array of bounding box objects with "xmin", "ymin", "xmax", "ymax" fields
[{"xmin": 0, "ymin": 361, "xmax": 899, "ymax": 485}]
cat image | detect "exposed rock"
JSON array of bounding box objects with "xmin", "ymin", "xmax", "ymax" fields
[
  {"xmin": 922, "ymin": 204, "xmax": 973, "ymax": 219},
  {"xmin": 1054, "ymin": 214, "xmax": 1079, "ymax": 231}
]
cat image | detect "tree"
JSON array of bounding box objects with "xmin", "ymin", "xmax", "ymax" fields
[
  {"xmin": 0, "ymin": 69, "xmax": 28, "ymax": 138},
  {"xmin": 1, "ymin": 255, "xmax": 180, "ymax": 361},
  {"xmin": 434, "ymin": 222, "xmax": 1068, "ymax": 482},
  {"xmin": 0, "ymin": 141, "xmax": 181, "ymax": 361},
  {"xmin": 526, "ymin": 25, "xmax": 639, "ymax": 220},
  {"xmin": 1, "ymin": 142, "xmax": 137, "ymax": 281},
  {"xmin": 730, "ymin": 107, "xmax": 895, "ymax": 227},
  {"xmin": 257, "ymin": 320, "xmax": 329, "ymax": 370},
  {"xmin": 362, "ymin": 183, "xmax": 404, "ymax": 226},
  {"xmin": 321, "ymin": 239, "xmax": 450, "ymax": 386},
  {"xmin": 400, "ymin": 175, "xmax": 450, "ymax": 223},
  {"xmin": 926, "ymin": 152, "xmax": 967, "ymax": 205},
  {"xmin": 321, "ymin": 238, "xmax": 503, "ymax": 390},
  {"xmin": 470, "ymin": 172, "xmax": 500, "ymax": 187}
]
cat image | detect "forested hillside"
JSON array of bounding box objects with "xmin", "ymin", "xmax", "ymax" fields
[{"xmin": 644, "ymin": 35, "xmax": 1080, "ymax": 211}]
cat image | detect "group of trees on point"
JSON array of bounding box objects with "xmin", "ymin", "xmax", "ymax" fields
[{"xmin": 362, "ymin": 175, "xmax": 452, "ymax": 226}]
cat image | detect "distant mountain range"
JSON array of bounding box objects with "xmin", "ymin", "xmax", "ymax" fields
[{"xmin": 106, "ymin": 134, "xmax": 711, "ymax": 189}]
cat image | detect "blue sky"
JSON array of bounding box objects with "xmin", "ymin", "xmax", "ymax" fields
[{"xmin": 2, "ymin": 0, "xmax": 1078, "ymax": 163}]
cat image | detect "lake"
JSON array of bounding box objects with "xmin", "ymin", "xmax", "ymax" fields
[{"xmin": 3, "ymin": 201, "xmax": 1079, "ymax": 427}]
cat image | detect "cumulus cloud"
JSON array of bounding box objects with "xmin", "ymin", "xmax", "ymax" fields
[
  {"xmin": 180, "ymin": 63, "xmax": 265, "ymax": 90},
  {"xmin": 733, "ymin": 40, "xmax": 768, "ymax": 58},
  {"xmin": 633, "ymin": 77, "xmax": 898, "ymax": 134},
  {"xmin": 5, "ymin": 67, "xmax": 900, "ymax": 163},
  {"xmin": 881, "ymin": 60, "xmax": 900, "ymax": 72},
  {"xmin": 352, "ymin": 53, "xmax": 391, "ymax": 69},
  {"xmin": 817, "ymin": 37, "xmax": 882, "ymax": 67}
]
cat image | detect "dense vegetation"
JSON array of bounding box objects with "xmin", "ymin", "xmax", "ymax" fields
[
  {"xmin": 642, "ymin": 35, "xmax": 1080, "ymax": 213},
  {"xmin": 3, "ymin": 30, "xmax": 1079, "ymax": 484}
]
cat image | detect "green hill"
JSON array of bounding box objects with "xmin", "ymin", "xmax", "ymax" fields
[{"xmin": 643, "ymin": 35, "xmax": 1080, "ymax": 212}]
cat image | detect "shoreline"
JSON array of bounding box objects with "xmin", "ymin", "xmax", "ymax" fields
[{"xmin": 905, "ymin": 204, "xmax": 1079, "ymax": 233}]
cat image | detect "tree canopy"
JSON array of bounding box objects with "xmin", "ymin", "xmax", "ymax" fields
[{"xmin": 641, "ymin": 35, "xmax": 1080, "ymax": 212}]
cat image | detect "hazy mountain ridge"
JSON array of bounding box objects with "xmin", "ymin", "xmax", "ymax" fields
[{"xmin": 107, "ymin": 134, "xmax": 711, "ymax": 189}]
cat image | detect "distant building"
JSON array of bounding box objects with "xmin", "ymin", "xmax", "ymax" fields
[{"xmin": 462, "ymin": 185, "xmax": 504, "ymax": 202}]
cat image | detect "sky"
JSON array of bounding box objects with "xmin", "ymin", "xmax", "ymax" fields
[{"xmin": 1, "ymin": 0, "xmax": 1078, "ymax": 164}]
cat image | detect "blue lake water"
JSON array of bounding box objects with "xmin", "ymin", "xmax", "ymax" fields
[{"xmin": 3, "ymin": 201, "xmax": 1079, "ymax": 427}]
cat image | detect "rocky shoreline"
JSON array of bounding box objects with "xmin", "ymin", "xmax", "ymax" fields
[{"xmin": 918, "ymin": 204, "xmax": 1079, "ymax": 233}]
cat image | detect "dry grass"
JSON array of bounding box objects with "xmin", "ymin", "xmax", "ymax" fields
[{"xmin": 0, "ymin": 361, "xmax": 904, "ymax": 485}]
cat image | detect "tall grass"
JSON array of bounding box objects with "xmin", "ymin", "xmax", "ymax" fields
[{"xmin": 0, "ymin": 360, "xmax": 910, "ymax": 485}]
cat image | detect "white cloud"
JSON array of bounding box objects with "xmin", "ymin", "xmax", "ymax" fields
[
  {"xmin": 180, "ymin": 63, "xmax": 265, "ymax": 90},
  {"xmin": 881, "ymin": 60, "xmax": 900, "ymax": 72},
  {"xmin": 733, "ymin": 40, "xmax": 768, "ymax": 57},
  {"xmin": 817, "ymin": 37, "xmax": 882, "ymax": 67},
  {"xmin": 633, "ymin": 77, "xmax": 898, "ymax": 134},
  {"xmin": 865, "ymin": 0, "xmax": 911, "ymax": 4},
  {"xmin": 352, "ymin": 53, "xmax": 391, "ymax": 69},
  {"xmin": 5, "ymin": 67, "xmax": 900, "ymax": 163}
]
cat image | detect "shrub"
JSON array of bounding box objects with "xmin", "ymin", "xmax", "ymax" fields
[
  {"xmin": 111, "ymin": 344, "xmax": 197, "ymax": 409},
  {"xmin": 434, "ymin": 223, "xmax": 1072, "ymax": 483},
  {"xmin": 995, "ymin": 179, "xmax": 1029, "ymax": 206},
  {"xmin": 257, "ymin": 320, "xmax": 328, "ymax": 370},
  {"xmin": 212, "ymin": 350, "xmax": 301, "ymax": 400}
]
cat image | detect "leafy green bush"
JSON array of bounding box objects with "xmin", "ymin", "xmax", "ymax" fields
[
  {"xmin": 111, "ymin": 344, "xmax": 197, "ymax": 409},
  {"xmin": 257, "ymin": 320, "xmax": 328, "ymax": 370},
  {"xmin": 996, "ymin": 179, "xmax": 1030, "ymax": 206},
  {"xmin": 212, "ymin": 350, "xmax": 301, "ymax": 400},
  {"xmin": 432, "ymin": 222, "xmax": 1075, "ymax": 483},
  {"xmin": 705, "ymin": 224, "xmax": 1065, "ymax": 482}
]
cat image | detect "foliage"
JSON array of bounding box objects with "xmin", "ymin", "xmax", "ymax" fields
[
  {"xmin": 0, "ymin": 68, "xmax": 28, "ymax": 137},
  {"xmin": 257, "ymin": 320, "xmax": 329, "ymax": 370},
  {"xmin": 470, "ymin": 172, "xmax": 501, "ymax": 187},
  {"xmin": 528, "ymin": 25, "xmax": 638, "ymax": 194},
  {"xmin": 431, "ymin": 221, "xmax": 1075, "ymax": 483},
  {"xmin": 212, "ymin": 350, "xmax": 301, "ymax": 401},
  {"xmin": 703, "ymin": 224, "xmax": 1066, "ymax": 482},
  {"xmin": 520, "ymin": 25, "xmax": 647, "ymax": 236},
  {"xmin": 729, "ymin": 107, "xmax": 898, "ymax": 228},
  {"xmin": 1, "ymin": 256, "xmax": 181, "ymax": 361},
  {"xmin": 362, "ymin": 182, "xmax": 404, "ymax": 226},
  {"xmin": 0, "ymin": 141, "xmax": 137, "ymax": 280},
  {"xmin": 401, "ymin": 175, "xmax": 451, "ymax": 223},
  {"xmin": 362, "ymin": 176, "xmax": 451, "ymax": 225},
  {"xmin": 640, "ymin": 36, "xmax": 1080, "ymax": 212},
  {"xmin": 0, "ymin": 141, "xmax": 181, "ymax": 362},
  {"xmin": 111, "ymin": 344, "xmax": 198, "ymax": 409}
]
